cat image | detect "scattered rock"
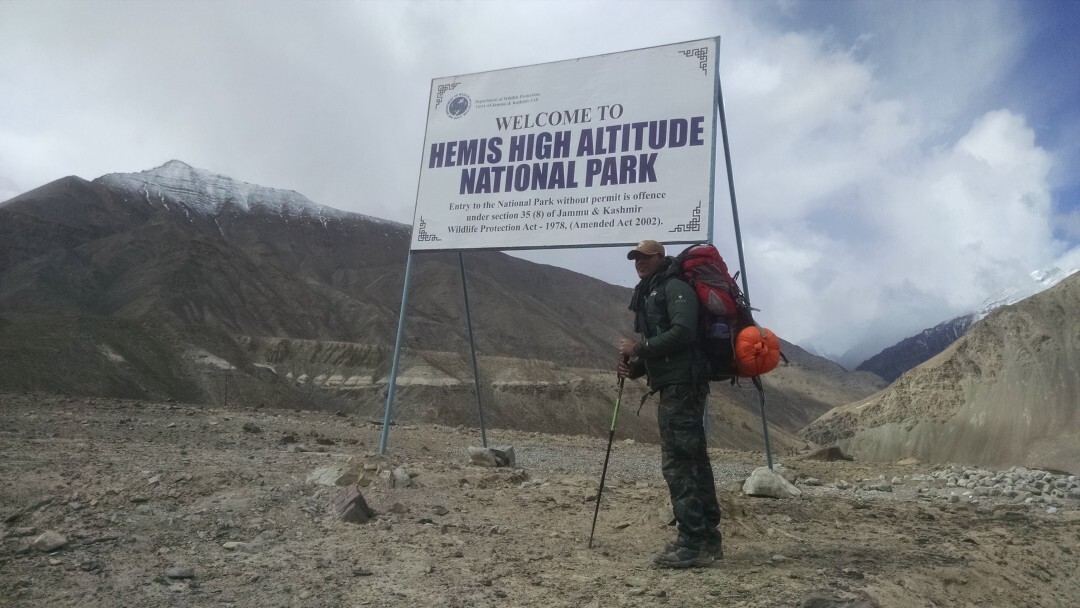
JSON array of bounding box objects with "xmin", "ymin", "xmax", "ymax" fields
[
  {"xmin": 383, "ymin": 467, "xmax": 411, "ymax": 489},
  {"xmin": 743, "ymin": 467, "xmax": 802, "ymax": 498},
  {"xmin": 242, "ymin": 422, "xmax": 262, "ymax": 434},
  {"xmin": 468, "ymin": 446, "xmax": 516, "ymax": 467},
  {"xmin": 165, "ymin": 565, "xmax": 195, "ymax": 579},
  {"xmin": 801, "ymin": 446, "xmax": 853, "ymax": 462},
  {"xmin": 841, "ymin": 567, "xmax": 865, "ymax": 579},
  {"xmin": 32, "ymin": 531, "xmax": 68, "ymax": 552},
  {"xmin": 5, "ymin": 538, "xmax": 32, "ymax": 554},
  {"xmin": 248, "ymin": 530, "xmax": 280, "ymax": 551},
  {"xmin": 333, "ymin": 485, "xmax": 375, "ymax": 524},
  {"xmin": 306, "ymin": 466, "xmax": 359, "ymax": 487}
]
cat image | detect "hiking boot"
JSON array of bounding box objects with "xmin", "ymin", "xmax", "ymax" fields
[
  {"xmin": 652, "ymin": 544, "xmax": 714, "ymax": 569},
  {"xmin": 663, "ymin": 536, "xmax": 723, "ymax": 559}
]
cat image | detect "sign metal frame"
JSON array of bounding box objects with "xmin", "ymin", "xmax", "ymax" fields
[{"xmin": 379, "ymin": 37, "xmax": 772, "ymax": 470}]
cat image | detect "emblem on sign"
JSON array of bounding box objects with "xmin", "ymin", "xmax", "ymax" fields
[{"xmin": 447, "ymin": 93, "xmax": 471, "ymax": 119}]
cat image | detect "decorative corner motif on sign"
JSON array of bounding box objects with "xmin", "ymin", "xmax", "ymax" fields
[
  {"xmin": 434, "ymin": 82, "xmax": 460, "ymax": 109},
  {"xmin": 669, "ymin": 202, "xmax": 702, "ymax": 233},
  {"xmin": 680, "ymin": 47, "xmax": 709, "ymax": 74},
  {"xmin": 416, "ymin": 217, "xmax": 441, "ymax": 242}
]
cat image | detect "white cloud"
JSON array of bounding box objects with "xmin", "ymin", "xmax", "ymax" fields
[
  {"xmin": 1, "ymin": 0, "xmax": 1073, "ymax": 365},
  {"xmin": 692, "ymin": 10, "xmax": 1061, "ymax": 361},
  {"xmin": 525, "ymin": 7, "xmax": 1063, "ymax": 364}
]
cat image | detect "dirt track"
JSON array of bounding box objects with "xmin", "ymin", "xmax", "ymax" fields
[{"xmin": 2, "ymin": 394, "xmax": 1078, "ymax": 607}]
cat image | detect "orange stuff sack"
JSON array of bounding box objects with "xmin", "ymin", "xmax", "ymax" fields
[{"xmin": 734, "ymin": 326, "xmax": 781, "ymax": 377}]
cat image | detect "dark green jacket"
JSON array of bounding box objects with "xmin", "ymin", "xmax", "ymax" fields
[{"xmin": 629, "ymin": 258, "xmax": 699, "ymax": 390}]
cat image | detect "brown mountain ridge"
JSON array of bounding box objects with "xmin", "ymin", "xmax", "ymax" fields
[{"xmin": 0, "ymin": 161, "xmax": 882, "ymax": 453}]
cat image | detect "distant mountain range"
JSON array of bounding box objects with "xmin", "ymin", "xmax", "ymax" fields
[
  {"xmin": 855, "ymin": 315, "xmax": 976, "ymax": 383},
  {"xmin": 855, "ymin": 266, "xmax": 1078, "ymax": 382},
  {"xmin": 0, "ymin": 161, "xmax": 883, "ymax": 450},
  {"xmin": 804, "ymin": 271, "xmax": 1080, "ymax": 473}
]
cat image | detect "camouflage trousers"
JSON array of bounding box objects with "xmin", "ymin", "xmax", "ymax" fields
[{"xmin": 657, "ymin": 383, "xmax": 722, "ymax": 547}]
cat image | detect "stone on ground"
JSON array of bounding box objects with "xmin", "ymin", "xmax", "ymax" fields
[
  {"xmin": 333, "ymin": 484, "xmax": 374, "ymax": 524},
  {"xmin": 743, "ymin": 466, "xmax": 803, "ymax": 498},
  {"xmin": 468, "ymin": 446, "xmax": 516, "ymax": 467},
  {"xmin": 306, "ymin": 465, "xmax": 359, "ymax": 487},
  {"xmin": 801, "ymin": 446, "xmax": 853, "ymax": 461},
  {"xmin": 32, "ymin": 530, "xmax": 67, "ymax": 552}
]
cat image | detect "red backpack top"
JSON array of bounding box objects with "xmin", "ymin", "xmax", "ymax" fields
[{"xmin": 676, "ymin": 244, "xmax": 740, "ymax": 321}]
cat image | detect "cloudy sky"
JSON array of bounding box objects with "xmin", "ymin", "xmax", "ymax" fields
[{"xmin": 2, "ymin": 0, "xmax": 1079, "ymax": 364}]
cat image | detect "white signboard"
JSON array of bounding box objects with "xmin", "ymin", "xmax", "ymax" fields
[{"xmin": 410, "ymin": 38, "xmax": 719, "ymax": 251}]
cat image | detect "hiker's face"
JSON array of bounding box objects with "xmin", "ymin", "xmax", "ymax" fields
[{"xmin": 634, "ymin": 253, "xmax": 663, "ymax": 279}]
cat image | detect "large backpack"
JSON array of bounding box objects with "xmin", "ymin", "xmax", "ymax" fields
[{"xmin": 674, "ymin": 244, "xmax": 782, "ymax": 380}]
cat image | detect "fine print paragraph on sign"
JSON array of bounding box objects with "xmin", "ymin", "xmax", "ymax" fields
[{"xmin": 443, "ymin": 190, "xmax": 677, "ymax": 237}]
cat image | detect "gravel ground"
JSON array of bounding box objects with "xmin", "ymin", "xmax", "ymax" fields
[{"xmin": 2, "ymin": 393, "xmax": 1079, "ymax": 607}]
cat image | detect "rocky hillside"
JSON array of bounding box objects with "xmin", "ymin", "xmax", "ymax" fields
[
  {"xmin": 803, "ymin": 272, "xmax": 1080, "ymax": 473},
  {"xmin": 0, "ymin": 163, "xmax": 631, "ymax": 366},
  {"xmin": 0, "ymin": 161, "xmax": 883, "ymax": 451}
]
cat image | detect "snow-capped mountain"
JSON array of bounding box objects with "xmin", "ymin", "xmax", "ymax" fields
[
  {"xmin": 856, "ymin": 265, "xmax": 1079, "ymax": 382},
  {"xmin": 98, "ymin": 160, "xmax": 356, "ymax": 221},
  {"xmin": 973, "ymin": 266, "xmax": 1079, "ymax": 321}
]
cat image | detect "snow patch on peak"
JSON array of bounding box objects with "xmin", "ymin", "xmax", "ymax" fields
[
  {"xmin": 97, "ymin": 160, "xmax": 356, "ymax": 222},
  {"xmin": 1031, "ymin": 266, "xmax": 1077, "ymax": 287},
  {"xmin": 972, "ymin": 265, "xmax": 1079, "ymax": 322}
]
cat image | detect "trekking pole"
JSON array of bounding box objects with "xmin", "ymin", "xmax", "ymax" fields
[
  {"xmin": 752, "ymin": 376, "xmax": 774, "ymax": 469},
  {"xmin": 588, "ymin": 365, "xmax": 626, "ymax": 549}
]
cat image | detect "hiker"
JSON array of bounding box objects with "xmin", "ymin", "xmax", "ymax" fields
[{"xmin": 617, "ymin": 239, "xmax": 723, "ymax": 568}]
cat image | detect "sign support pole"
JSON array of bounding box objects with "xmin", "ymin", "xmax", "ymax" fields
[
  {"xmin": 379, "ymin": 251, "xmax": 415, "ymax": 455},
  {"xmin": 717, "ymin": 75, "xmax": 774, "ymax": 470},
  {"xmin": 459, "ymin": 252, "xmax": 488, "ymax": 448}
]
